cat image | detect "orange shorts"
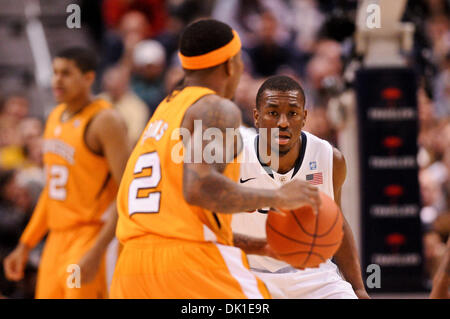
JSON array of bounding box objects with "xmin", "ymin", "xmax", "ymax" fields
[
  {"xmin": 35, "ymin": 224, "xmax": 107, "ymax": 299},
  {"xmin": 110, "ymin": 237, "xmax": 271, "ymax": 299}
]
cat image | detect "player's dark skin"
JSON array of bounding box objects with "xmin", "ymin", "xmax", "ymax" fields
[
  {"xmin": 237, "ymin": 88, "xmax": 369, "ymax": 299},
  {"xmin": 180, "ymin": 52, "xmax": 321, "ymax": 216},
  {"xmin": 430, "ymin": 237, "xmax": 450, "ymax": 299}
]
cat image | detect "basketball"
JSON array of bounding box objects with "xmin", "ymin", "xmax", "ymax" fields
[{"xmin": 266, "ymin": 191, "xmax": 344, "ymax": 269}]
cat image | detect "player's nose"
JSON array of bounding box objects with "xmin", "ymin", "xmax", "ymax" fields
[{"xmin": 277, "ymin": 113, "xmax": 289, "ymax": 128}]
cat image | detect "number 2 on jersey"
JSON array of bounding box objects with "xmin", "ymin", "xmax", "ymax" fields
[
  {"xmin": 128, "ymin": 152, "xmax": 161, "ymax": 215},
  {"xmin": 49, "ymin": 165, "xmax": 68, "ymax": 200}
]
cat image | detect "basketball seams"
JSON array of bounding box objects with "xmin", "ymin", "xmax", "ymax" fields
[
  {"xmin": 316, "ymin": 206, "xmax": 342, "ymax": 237},
  {"xmin": 289, "ymin": 209, "xmax": 315, "ymax": 237},
  {"xmin": 277, "ymin": 250, "xmax": 326, "ymax": 263},
  {"xmin": 301, "ymin": 209, "xmax": 320, "ymax": 268},
  {"xmin": 266, "ymin": 222, "xmax": 341, "ymax": 247}
]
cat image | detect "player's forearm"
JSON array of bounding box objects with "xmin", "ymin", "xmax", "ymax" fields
[
  {"xmin": 184, "ymin": 169, "xmax": 278, "ymax": 214},
  {"xmin": 430, "ymin": 239, "xmax": 450, "ymax": 299},
  {"xmin": 89, "ymin": 202, "xmax": 118, "ymax": 255},
  {"xmin": 333, "ymin": 219, "xmax": 366, "ymax": 291},
  {"xmin": 233, "ymin": 233, "xmax": 268, "ymax": 256},
  {"xmin": 19, "ymin": 189, "xmax": 49, "ymax": 249}
]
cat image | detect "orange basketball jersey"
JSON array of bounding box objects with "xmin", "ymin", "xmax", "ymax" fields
[
  {"xmin": 116, "ymin": 87, "xmax": 240, "ymax": 246},
  {"xmin": 41, "ymin": 99, "xmax": 117, "ymax": 230}
]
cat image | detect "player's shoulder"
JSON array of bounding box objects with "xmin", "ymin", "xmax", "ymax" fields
[
  {"xmin": 47, "ymin": 103, "xmax": 65, "ymax": 120},
  {"xmin": 303, "ymin": 130, "xmax": 330, "ymax": 147},
  {"xmin": 185, "ymin": 94, "xmax": 242, "ymax": 128},
  {"xmin": 191, "ymin": 94, "xmax": 240, "ymax": 114},
  {"xmin": 88, "ymin": 103, "xmax": 127, "ymax": 139}
]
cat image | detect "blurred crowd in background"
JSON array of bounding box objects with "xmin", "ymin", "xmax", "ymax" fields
[{"xmin": 0, "ymin": 0, "xmax": 449, "ymax": 298}]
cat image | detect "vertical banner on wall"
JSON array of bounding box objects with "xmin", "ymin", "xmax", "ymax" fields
[{"xmin": 355, "ymin": 68, "xmax": 424, "ymax": 292}]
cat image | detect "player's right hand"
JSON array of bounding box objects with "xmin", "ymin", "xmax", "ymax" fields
[
  {"xmin": 3, "ymin": 243, "xmax": 30, "ymax": 281},
  {"xmin": 275, "ymin": 179, "xmax": 321, "ymax": 213}
]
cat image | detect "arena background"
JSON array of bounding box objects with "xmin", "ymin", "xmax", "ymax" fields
[{"xmin": 0, "ymin": 0, "xmax": 449, "ymax": 299}]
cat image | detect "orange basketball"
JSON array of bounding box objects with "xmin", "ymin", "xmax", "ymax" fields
[{"xmin": 266, "ymin": 191, "xmax": 344, "ymax": 269}]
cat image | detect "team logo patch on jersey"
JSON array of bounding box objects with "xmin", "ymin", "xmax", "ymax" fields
[
  {"xmin": 306, "ymin": 172, "xmax": 323, "ymax": 185},
  {"xmin": 309, "ymin": 161, "xmax": 317, "ymax": 170},
  {"xmin": 73, "ymin": 119, "xmax": 81, "ymax": 128}
]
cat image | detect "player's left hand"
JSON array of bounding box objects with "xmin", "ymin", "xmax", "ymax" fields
[
  {"xmin": 354, "ymin": 288, "xmax": 370, "ymax": 299},
  {"xmin": 77, "ymin": 248, "xmax": 102, "ymax": 285}
]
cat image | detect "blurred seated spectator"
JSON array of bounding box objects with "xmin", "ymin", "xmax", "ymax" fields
[
  {"xmin": 433, "ymin": 52, "xmax": 450, "ymax": 117},
  {"xmin": 99, "ymin": 10, "xmax": 152, "ymax": 83},
  {"xmin": 102, "ymin": 0, "xmax": 167, "ymax": 37},
  {"xmin": 247, "ymin": 11, "xmax": 293, "ymax": 78},
  {"xmin": 0, "ymin": 94, "xmax": 30, "ymax": 170},
  {"xmin": 303, "ymin": 106, "xmax": 336, "ymax": 145},
  {"xmin": 130, "ymin": 40, "xmax": 166, "ymax": 114},
  {"xmin": 157, "ymin": 0, "xmax": 213, "ymax": 62},
  {"xmin": 99, "ymin": 65, "xmax": 149, "ymax": 145},
  {"xmin": 234, "ymin": 72, "xmax": 263, "ymax": 128}
]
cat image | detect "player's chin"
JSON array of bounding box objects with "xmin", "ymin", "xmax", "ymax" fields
[{"xmin": 271, "ymin": 143, "xmax": 291, "ymax": 156}]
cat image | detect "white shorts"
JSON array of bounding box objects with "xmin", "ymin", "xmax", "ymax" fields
[{"xmin": 252, "ymin": 260, "xmax": 357, "ymax": 299}]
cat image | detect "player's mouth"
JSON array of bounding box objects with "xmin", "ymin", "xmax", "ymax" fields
[
  {"xmin": 274, "ymin": 132, "xmax": 291, "ymax": 145},
  {"xmin": 53, "ymin": 87, "xmax": 65, "ymax": 97}
]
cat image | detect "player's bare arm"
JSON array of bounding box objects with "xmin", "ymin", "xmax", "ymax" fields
[
  {"xmin": 78, "ymin": 108, "xmax": 131, "ymax": 284},
  {"xmin": 4, "ymin": 187, "xmax": 49, "ymax": 281},
  {"xmin": 181, "ymin": 95, "xmax": 319, "ymax": 214},
  {"xmin": 430, "ymin": 237, "xmax": 450, "ymax": 299},
  {"xmin": 331, "ymin": 147, "xmax": 369, "ymax": 299}
]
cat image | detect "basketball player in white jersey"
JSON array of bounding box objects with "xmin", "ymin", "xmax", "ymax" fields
[{"xmin": 232, "ymin": 76, "xmax": 369, "ymax": 299}]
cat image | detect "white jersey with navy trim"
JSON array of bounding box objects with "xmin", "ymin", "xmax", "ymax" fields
[{"xmin": 232, "ymin": 130, "xmax": 357, "ymax": 298}]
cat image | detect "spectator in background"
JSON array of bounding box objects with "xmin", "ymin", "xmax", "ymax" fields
[
  {"xmin": 99, "ymin": 10, "xmax": 152, "ymax": 81},
  {"xmin": 0, "ymin": 94, "xmax": 30, "ymax": 170},
  {"xmin": 433, "ymin": 52, "xmax": 450, "ymax": 117},
  {"xmin": 117, "ymin": 10, "xmax": 153, "ymax": 68},
  {"xmin": 17, "ymin": 118, "xmax": 45, "ymax": 189},
  {"xmin": 100, "ymin": 65, "xmax": 149, "ymax": 145},
  {"xmin": 157, "ymin": 0, "xmax": 213, "ymax": 63},
  {"xmin": 247, "ymin": 10, "xmax": 293, "ymax": 78},
  {"xmin": 130, "ymin": 39, "xmax": 166, "ymax": 114},
  {"xmin": 102, "ymin": 0, "xmax": 167, "ymax": 37},
  {"xmin": 234, "ymin": 72, "xmax": 262, "ymax": 129},
  {"xmin": 305, "ymin": 39, "xmax": 343, "ymax": 108}
]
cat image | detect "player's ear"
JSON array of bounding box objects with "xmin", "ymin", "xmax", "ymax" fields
[
  {"xmin": 84, "ymin": 71, "xmax": 96, "ymax": 86},
  {"xmin": 253, "ymin": 107, "xmax": 259, "ymax": 127},
  {"xmin": 224, "ymin": 58, "xmax": 233, "ymax": 77}
]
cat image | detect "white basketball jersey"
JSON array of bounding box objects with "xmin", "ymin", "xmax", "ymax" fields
[{"xmin": 232, "ymin": 130, "xmax": 335, "ymax": 273}]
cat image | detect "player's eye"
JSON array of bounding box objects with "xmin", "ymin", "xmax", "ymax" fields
[
  {"xmin": 289, "ymin": 111, "xmax": 298, "ymax": 116},
  {"xmin": 268, "ymin": 111, "xmax": 278, "ymax": 116}
]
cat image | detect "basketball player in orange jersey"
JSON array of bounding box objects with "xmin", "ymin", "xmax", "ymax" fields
[
  {"xmin": 232, "ymin": 76, "xmax": 370, "ymax": 299},
  {"xmin": 3, "ymin": 47, "xmax": 131, "ymax": 298},
  {"xmin": 110, "ymin": 19, "xmax": 321, "ymax": 299}
]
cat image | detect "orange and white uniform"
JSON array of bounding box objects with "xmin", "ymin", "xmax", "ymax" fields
[
  {"xmin": 20, "ymin": 99, "xmax": 117, "ymax": 299},
  {"xmin": 110, "ymin": 87, "xmax": 270, "ymax": 299}
]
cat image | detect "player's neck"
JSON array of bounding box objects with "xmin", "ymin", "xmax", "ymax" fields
[
  {"xmin": 258, "ymin": 137, "xmax": 302, "ymax": 174},
  {"xmin": 276, "ymin": 140, "xmax": 301, "ymax": 174},
  {"xmin": 64, "ymin": 94, "xmax": 93, "ymax": 116},
  {"xmin": 184, "ymin": 75, "xmax": 226, "ymax": 97}
]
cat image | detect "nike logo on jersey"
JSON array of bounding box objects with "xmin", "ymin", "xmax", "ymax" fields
[{"xmin": 239, "ymin": 177, "xmax": 256, "ymax": 183}]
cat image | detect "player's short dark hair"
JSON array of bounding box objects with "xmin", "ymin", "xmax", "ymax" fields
[
  {"xmin": 256, "ymin": 76, "xmax": 306, "ymax": 109},
  {"xmin": 179, "ymin": 19, "xmax": 234, "ymax": 58},
  {"xmin": 55, "ymin": 47, "xmax": 98, "ymax": 73}
]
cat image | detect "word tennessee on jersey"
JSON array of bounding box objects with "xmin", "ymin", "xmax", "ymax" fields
[{"xmin": 232, "ymin": 130, "xmax": 335, "ymax": 272}]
